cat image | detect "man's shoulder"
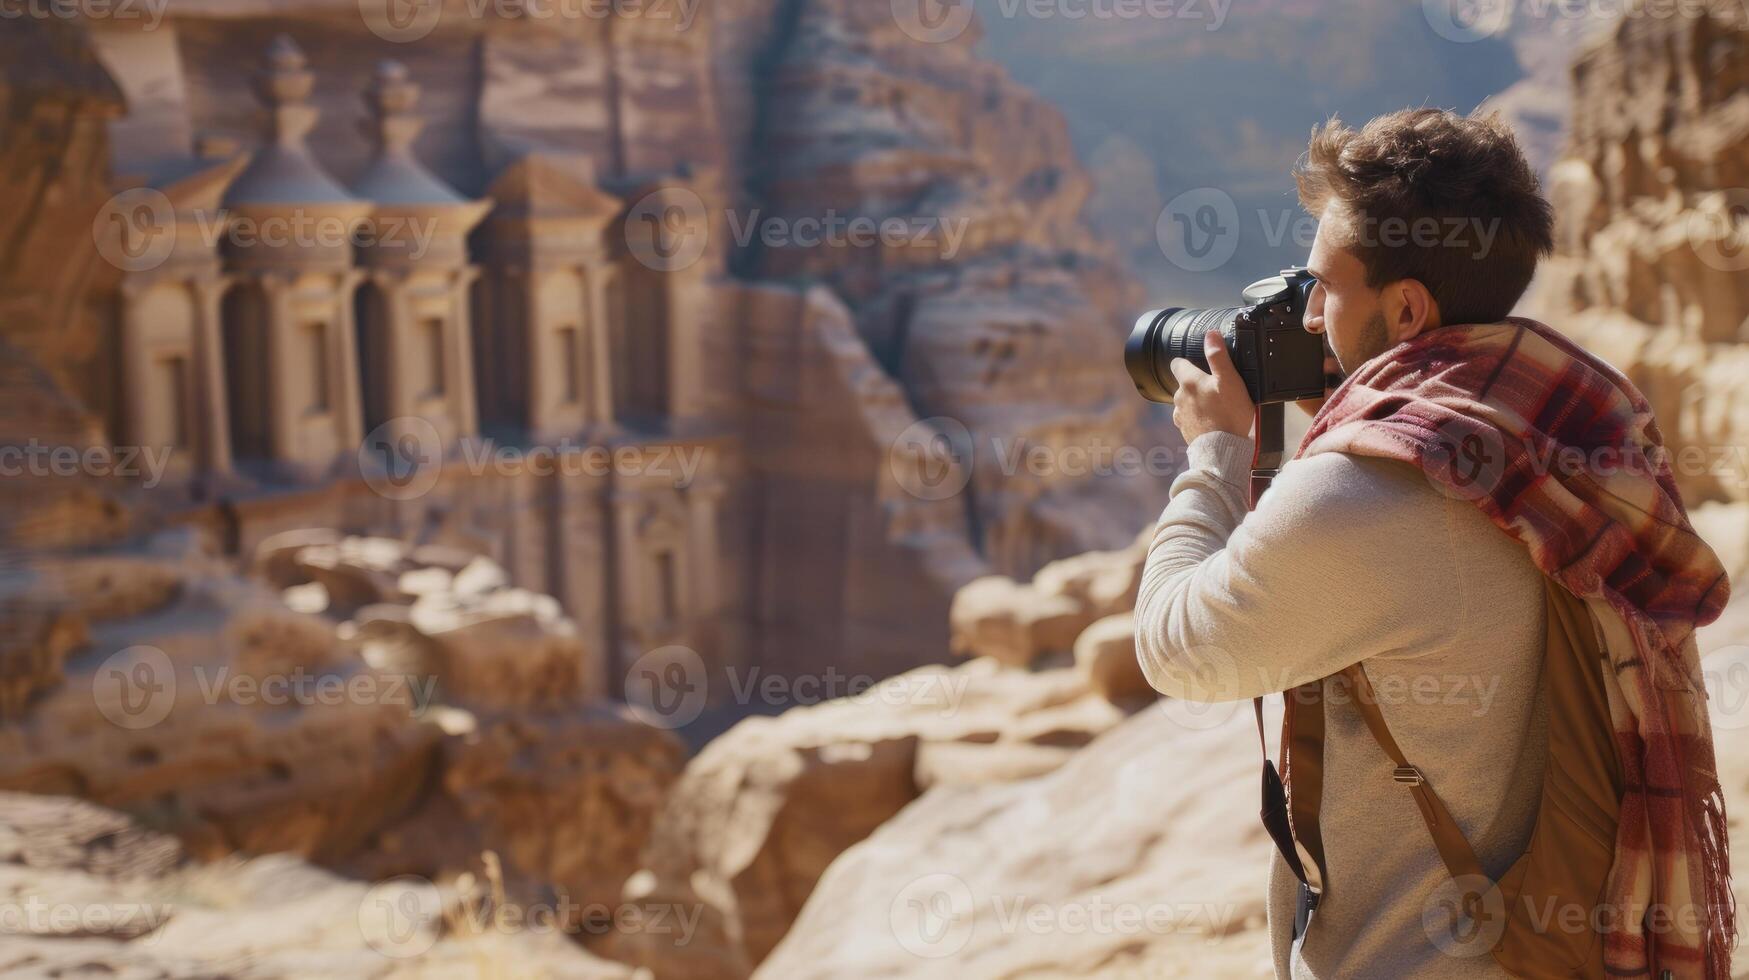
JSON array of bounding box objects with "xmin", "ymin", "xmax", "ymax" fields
[
  {"xmin": 1271, "ymin": 450, "xmax": 1450, "ymax": 521},
  {"xmin": 1271, "ymin": 449, "xmax": 1539, "ymax": 581}
]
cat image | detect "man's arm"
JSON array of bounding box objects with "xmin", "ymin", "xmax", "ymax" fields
[{"xmin": 1134, "ymin": 431, "xmax": 1460, "ymax": 702}]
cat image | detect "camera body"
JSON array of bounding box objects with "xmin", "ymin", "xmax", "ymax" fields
[{"xmin": 1125, "ymin": 267, "xmax": 1328, "ymax": 405}]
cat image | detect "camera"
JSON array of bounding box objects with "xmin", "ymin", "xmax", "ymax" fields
[{"xmin": 1125, "ymin": 267, "xmax": 1328, "ymax": 405}]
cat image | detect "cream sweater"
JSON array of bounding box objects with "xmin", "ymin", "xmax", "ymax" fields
[{"xmin": 1135, "ymin": 430, "xmax": 1549, "ymax": 979}]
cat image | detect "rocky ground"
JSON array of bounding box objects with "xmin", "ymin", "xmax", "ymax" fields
[
  {"xmin": 0, "ymin": 792, "xmax": 640, "ymax": 980},
  {"xmin": 755, "ymin": 560, "xmax": 1749, "ymax": 980}
]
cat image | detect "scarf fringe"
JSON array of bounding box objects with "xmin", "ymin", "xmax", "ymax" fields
[{"xmin": 1695, "ymin": 763, "xmax": 1735, "ymax": 976}]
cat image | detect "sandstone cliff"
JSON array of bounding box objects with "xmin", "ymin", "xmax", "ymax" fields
[
  {"xmin": 1527, "ymin": 2, "xmax": 1749, "ymax": 519},
  {"xmin": 739, "ymin": 0, "xmax": 1164, "ymax": 578}
]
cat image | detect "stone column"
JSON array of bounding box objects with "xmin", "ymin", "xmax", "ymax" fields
[
  {"xmin": 685, "ymin": 472, "xmax": 725, "ymax": 617},
  {"xmin": 526, "ymin": 269, "xmax": 549, "ymax": 436},
  {"xmin": 261, "ymin": 273, "xmax": 296, "ymax": 460},
  {"xmin": 117, "ymin": 280, "xmax": 153, "ymax": 451},
  {"xmin": 664, "ymin": 271, "xmax": 705, "ymax": 421},
  {"xmin": 608, "ymin": 485, "xmax": 646, "ymax": 673},
  {"xmin": 451, "ymin": 267, "xmax": 481, "ymax": 439},
  {"xmin": 585, "ymin": 261, "xmax": 616, "ymax": 429},
  {"xmin": 333, "ymin": 268, "xmax": 367, "ymax": 453},
  {"xmin": 368, "ymin": 268, "xmax": 408, "ymax": 428},
  {"xmin": 193, "ymin": 276, "xmax": 233, "ymax": 475}
]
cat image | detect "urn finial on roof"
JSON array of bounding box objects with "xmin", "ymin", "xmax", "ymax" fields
[
  {"xmin": 350, "ymin": 60, "xmax": 490, "ymax": 267},
  {"xmin": 363, "ymin": 60, "xmax": 421, "ymax": 153},
  {"xmin": 351, "ymin": 59, "xmax": 476, "ymax": 209},
  {"xmin": 222, "ymin": 34, "xmax": 359, "ymax": 209},
  {"xmin": 256, "ymin": 34, "xmax": 318, "ymax": 146}
]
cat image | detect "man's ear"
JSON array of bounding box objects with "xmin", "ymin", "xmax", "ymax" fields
[{"xmin": 1383, "ymin": 278, "xmax": 1441, "ymax": 343}]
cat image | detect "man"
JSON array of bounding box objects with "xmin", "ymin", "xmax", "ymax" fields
[{"xmin": 1134, "ymin": 108, "xmax": 1733, "ymax": 979}]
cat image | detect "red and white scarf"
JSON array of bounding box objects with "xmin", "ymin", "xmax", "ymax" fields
[{"xmin": 1298, "ymin": 317, "xmax": 1735, "ymax": 977}]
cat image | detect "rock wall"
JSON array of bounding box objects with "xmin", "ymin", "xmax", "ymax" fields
[
  {"xmin": 1528, "ymin": 3, "xmax": 1749, "ymax": 512},
  {"xmin": 742, "ymin": 0, "xmax": 1166, "ymax": 579},
  {"xmin": 0, "ymin": 19, "xmax": 124, "ymax": 406},
  {"xmin": 0, "ymin": 22, "xmax": 133, "ymax": 553},
  {"xmin": 710, "ymin": 282, "xmax": 989, "ymax": 681}
]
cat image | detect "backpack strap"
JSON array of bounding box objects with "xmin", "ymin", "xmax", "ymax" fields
[
  {"xmin": 1283, "ymin": 680, "xmax": 1329, "ymax": 892},
  {"xmin": 1340, "ymin": 663, "xmax": 1489, "ymax": 883}
]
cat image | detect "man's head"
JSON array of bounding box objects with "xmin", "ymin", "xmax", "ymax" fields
[{"xmin": 1295, "ymin": 108, "xmax": 1554, "ymax": 375}]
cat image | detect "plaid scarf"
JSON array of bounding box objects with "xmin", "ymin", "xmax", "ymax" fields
[{"xmin": 1295, "ymin": 317, "xmax": 1734, "ymax": 977}]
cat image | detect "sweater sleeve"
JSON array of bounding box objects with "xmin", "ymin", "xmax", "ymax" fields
[{"xmin": 1134, "ymin": 430, "xmax": 1463, "ymax": 702}]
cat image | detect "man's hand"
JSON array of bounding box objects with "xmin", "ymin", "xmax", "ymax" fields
[{"xmin": 1169, "ymin": 330, "xmax": 1257, "ymax": 444}]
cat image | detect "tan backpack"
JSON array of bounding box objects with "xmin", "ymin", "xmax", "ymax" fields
[{"xmin": 1256, "ymin": 576, "xmax": 1624, "ymax": 978}]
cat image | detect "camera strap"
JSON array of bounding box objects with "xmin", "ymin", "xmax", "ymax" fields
[
  {"xmin": 1247, "ymin": 403, "xmax": 1330, "ymax": 933},
  {"xmin": 1248, "ymin": 403, "xmax": 1285, "ymax": 508}
]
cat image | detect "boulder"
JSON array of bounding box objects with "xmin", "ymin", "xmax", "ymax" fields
[
  {"xmin": 268, "ymin": 534, "xmax": 604, "ymax": 707},
  {"xmin": 407, "ymin": 588, "xmax": 595, "ymax": 708},
  {"xmin": 755, "ymin": 706, "xmax": 1277, "ymax": 979},
  {"xmin": 0, "ymin": 543, "xmax": 439, "ymax": 862},
  {"xmin": 951, "ymin": 577, "xmax": 1094, "ymax": 668},
  {"xmin": 609, "ymin": 658, "xmax": 1137, "ymax": 978},
  {"xmin": 1075, "ymin": 611, "xmax": 1154, "ymax": 707},
  {"xmin": 347, "ymin": 703, "xmax": 685, "ymax": 919},
  {"xmin": 951, "ymin": 529, "xmax": 1151, "ymax": 669},
  {"xmin": 1031, "ymin": 527, "xmax": 1149, "ymax": 620}
]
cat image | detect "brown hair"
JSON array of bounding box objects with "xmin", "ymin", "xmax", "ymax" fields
[{"xmin": 1294, "ymin": 108, "xmax": 1554, "ymax": 326}]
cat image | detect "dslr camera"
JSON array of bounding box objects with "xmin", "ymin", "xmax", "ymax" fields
[{"xmin": 1125, "ymin": 267, "xmax": 1328, "ymax": 405}]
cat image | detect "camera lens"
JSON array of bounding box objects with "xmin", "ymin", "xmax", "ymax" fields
[{"xmin": 1124, "ymin": 306, "xmax": 1243, "ymax": 403}]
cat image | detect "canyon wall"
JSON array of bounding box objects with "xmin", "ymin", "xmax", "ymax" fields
[{"xmin": 1528, "ymin": 1, "xmax": 1749, "ymax": 516}]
